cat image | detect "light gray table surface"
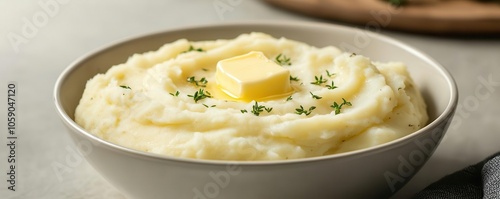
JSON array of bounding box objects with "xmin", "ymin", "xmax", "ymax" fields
[{"xmin": 1, "ymin": 1, "xmax": 499, "ymax": 198}]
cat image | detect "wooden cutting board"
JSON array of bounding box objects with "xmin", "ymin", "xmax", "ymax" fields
[{"xmin": 263, "ymin": 0, "xmax": 500, "ymax": 35}]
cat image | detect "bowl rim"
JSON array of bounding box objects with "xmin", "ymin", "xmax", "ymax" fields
[{"xmin": 54, "ymin": 20, "xmax": 458, "ymax": 166}]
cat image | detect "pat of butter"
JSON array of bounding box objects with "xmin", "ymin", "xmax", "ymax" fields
[{"xmin": 215, "ymin": 51, "xmax": 293, "ymax": 101}]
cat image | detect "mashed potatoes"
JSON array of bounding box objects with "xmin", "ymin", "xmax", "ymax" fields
[{"xmin": 75, "ymin": 33, "xmax": 427, "ymax": 161}]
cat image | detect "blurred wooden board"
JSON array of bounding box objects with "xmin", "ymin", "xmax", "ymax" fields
[{"xmin": 263, "ymin": 0, "xmax": 500, "ymax": 35}]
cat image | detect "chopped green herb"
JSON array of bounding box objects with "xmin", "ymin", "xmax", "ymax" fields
[
  {"xmin": 250, "ymin": 102, "xmax": 273, "ymax": 116},
  {"xmin": 275, "ymin": 53, "xmax": 292, "ymax": 66},
  {"xmin": 349, "ymin": 53, "xmax": 357, "ymax": 57},
  {"xmin": 199, "ymin": 77, "xmax": 208, "ymax": 86},
  {"xmin": 119, "ymin": 85, "xmax": 131, "ymax": 90},
  {"xmin": 330, "ymin": 98, "xmax": 352, "ymax": 115},
  {"xmin": 187, "ymin": 76, "xmax": 195, "ymax": 83},
  {"xmin": 326, "ymin": 81, "xmax": 338, "ymax": 90},
  {"xmin": 311, "ymin": 75, "xmax": 327, "ymax": 85},
  {"xmin": 169, "ymin": 91, "xmax": 180, "ymax": 96},
  {"xmin": 286, "ymin": 95, "xmax": 293, "ymax": 101},
  {"xmin": 241, "ymin": 109, "xmax": 248, "ymax": 113},
  {"xmin": 203, "ymin": 104, "xmax": 216, "ymax": 108},
  {"xmin": 187, "ymin": 89, "xmax": 212, "ymax": 103},
  {"xmin": 326, "ymin": 70, "xmax": 335, "ymax": 77},
  {"xmin": 187, "ymin": 76, "xmax": 208, "ymax": 87},
  {"xmin": 202, "ymin": 68, "xmax": 209, "ymax": 71},
  {"xmin": 183, "ymin": 45, "xmax": 204, "ymax": 53},
  {"xmin": 310, "ymin": 92, "xmax": 322, "ymax": 100},
  {"xmin": 295, "ymin": 105, "xmax": 316, "ymax": 116},
  {"xmin": 289, "ymin": 76, "xmax": 300, "ymax": 82}
]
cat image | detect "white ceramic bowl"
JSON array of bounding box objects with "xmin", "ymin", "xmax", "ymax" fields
[{"xmin": 54, "ymin": 21, "xmax": 458, "ymax": 199}]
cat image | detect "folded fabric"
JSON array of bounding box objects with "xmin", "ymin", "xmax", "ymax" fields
[{"xmin": 414, "ymin": 152, "xmax": 500, "ymax": 199}]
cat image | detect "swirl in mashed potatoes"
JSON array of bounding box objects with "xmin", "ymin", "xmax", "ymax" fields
[{"xmin": 75, "ymin": 33, "xmax": 428, "ymax": 161}]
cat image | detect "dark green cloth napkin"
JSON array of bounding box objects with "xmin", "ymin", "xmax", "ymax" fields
[{"xmin": 414, "ymin": 152, "xmax": 500, "ymax": 199}]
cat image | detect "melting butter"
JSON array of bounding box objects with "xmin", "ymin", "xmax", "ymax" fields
[{"xmin": 215, "ymin": 51, "xmax": 293, "ymax": 101}]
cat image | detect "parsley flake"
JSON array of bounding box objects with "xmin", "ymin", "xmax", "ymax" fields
[
  {"xmin": 310, "ymin": 92, "xmax": 322, "ymax": 100},
  {"xmin": 326, "ymin": 70, "xmax": 335, "ymax": 77},
  {"xmin": 187, "ymin": 76, "xmax": 208, "ymax": 87},
  {"xmin": 295, "ymin": 105, "xmax": 316, "ymax": 116},
  {"xmin": 169, "ymin": 91, "xmax": 180, "ymax": 96},
  {"xmin": 250, "ymin": 102, "xmax": 273, "ymax": 116},
  {"xmin": 330, "ymin": 98, "xmax": 352, "ymax": 115},
  {"xmin": 187, "ymin": 89, "xmax": 212, "ymax": 103},
  {"xmin": 119, "ymin": 85, "xmax": 131, "ymax": 90},
  {"xmin": 203, "ymin": 104, "xmax": 216, "ymax": 108},
  {"xmin": 183, "ymin": 45, "xmax": 205, "ymax": 53},
  {"xmin": 326, "ymin": 81, "xmax": 338, "ymax": 90},
  {"xmin": 275, "ymin": 53, "xmax": 292, "ymax": 66},
  {"xmin": 311, "ymin": 75, "xmax": 327, "ymax": 85}
]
